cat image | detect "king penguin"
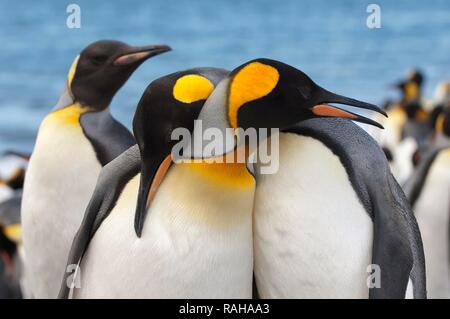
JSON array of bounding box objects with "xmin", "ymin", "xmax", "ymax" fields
[
  {"xmin": 190, "ymin": 59, "xmax": 426, "ymax": 298},
  {"xmin": 404, "ymin": 106, "xmax": 450, "ymax": 298},
  {"xmin": 21, "ymin": 40, "xmax": 171, "ymax": 298},
  {"xmin": 58, "ymin": 67, "xmax": 256, "ymax": 299}
]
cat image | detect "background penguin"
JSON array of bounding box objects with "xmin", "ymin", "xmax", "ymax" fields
[
  {"xmin": 191, "ymin": 58, "xmax": 426, "ymax": 298},
  {"xmin": 21, "ymin": 40, "xmax": 170, "ymax": 298},
  {"xmin": 368, "ymin": 69, "xmax": 429, "ymax": 184},
  {"xmin": 59, "ymin": 67, "xmax": 255, "ymax": 299},
  {"xmin": 404, "ymin": 106, "xmax": 450, "ymax": 298},
  {"xmin": 0, "ymin": 151, "xmax": 28, "ymax": 203},
  {"xmin": 0, "ymin": 193, "xmax": 23, "ymax": 299}
]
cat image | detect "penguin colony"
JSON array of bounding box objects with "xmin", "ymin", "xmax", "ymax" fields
[{"xmin": 0, "ymin": 40, "xmax": 448, "ymax": 299}]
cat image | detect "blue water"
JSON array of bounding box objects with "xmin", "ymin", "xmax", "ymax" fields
[{"xmin": 0, "ymin": 0, "xmax": 449, "ymax": 153}]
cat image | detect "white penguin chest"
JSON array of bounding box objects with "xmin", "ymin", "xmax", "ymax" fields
[
  {"xmin": 21, "ymin": 110, "xmax": 101, "ymax": 298},
  {"xmin": 253, "ymin": 133, "xmax": 373, "ymax": 298},
  {"xmin": 23, "ymin": 112, "xmax": 101, "ymax": 227},
  {"xmin": 76, "ymin": 163, "xmax": 255, "ymax": 298}
]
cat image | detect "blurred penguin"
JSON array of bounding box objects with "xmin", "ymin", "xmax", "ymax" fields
[
  {"xmin": 0, "ymin": 193, "xmax": 23, "ymax": 299},
  {"xmin": 369, "ymin": 69, "xmax": 429, "ymax": 184},
  {"xmin": 404, "ymin": 106, "xmax": 450, "ymax": 298}
]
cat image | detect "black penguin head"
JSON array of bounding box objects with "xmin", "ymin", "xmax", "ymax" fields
[
  {"xmin": 69, "ymin": 40, "xmax": 171, "ymax": 110},
  {"xmin": 394, "ymin": 68, "xmax": 424, "ymax": 103},
  {"xmin": 227, "ymin": 58, "xmax": 385, "ymax": 131},
  {"xmin": 188, "ymin": 58, "xmax": 386, "ymax": 160},
  {"xmin": 132, "ymin": 68, "xmax": 229, "ymax": 237},
  {"xmin": 407, "ymin": 69, "xmax": 424, "ymax": 87}
]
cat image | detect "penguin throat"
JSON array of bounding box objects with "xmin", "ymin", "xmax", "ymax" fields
[
  {"xmin": 182, "ymin": 159, "xmax": 254, "ymax": 189},
  {"xmin": 48, "ymin": 102, "xmax": 89, "ymax": 126}
]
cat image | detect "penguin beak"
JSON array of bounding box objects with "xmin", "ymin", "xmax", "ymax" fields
[
  {"xmin": 134, "ymin": 154, "xmax": 172, "ymax": 237},
  {"xmin": 113, "ymin": 44, "xmax": 171, "ymax": 66},
  {"xmin": 311, "ymin": 89, "xmax": 387, "ymax": 129}
]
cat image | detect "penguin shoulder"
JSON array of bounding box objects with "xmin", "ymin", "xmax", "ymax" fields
[
  {"xmin": 283, "ymin": 118, "xmax": 390, "ymax": 215},
  {"xmin": 79, "ymin": 109, "xmax": 136, "ymax": 166}
]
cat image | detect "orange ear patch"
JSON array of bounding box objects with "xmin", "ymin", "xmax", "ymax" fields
[
  {"xmin": 229, "ymin": 62, "xmax": 279, "ymax": 128},
  {"xmin": 173, "ymin": 74, "xmax": 214, "ymax": 104}
]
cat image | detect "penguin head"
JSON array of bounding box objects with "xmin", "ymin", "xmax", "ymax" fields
[
  {"xmin": 407, "ymin": 68, "xmax": 424, "ymax": 87},
  {"xmin": 394, "ymin": 69, "xmax": 424, "ymax": 103},
  {"xmin": 132, "ymin": 68, "xmax": 229, "ymax": 237},
  {"xmin": 190, "ymin": 58, "xmax": 386, "ymax": 158},
  {"xmin": 228, "ymin": 59, "xmax": 385, "ymax": 130},
  {"xmin": 68, "ymin": 40, "xmax": 171, "ymax": 110}
]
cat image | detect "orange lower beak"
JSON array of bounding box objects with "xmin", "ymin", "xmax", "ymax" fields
[{"xmin": 312, "ymin": 104, "xmax": 384, "ymax": 129}]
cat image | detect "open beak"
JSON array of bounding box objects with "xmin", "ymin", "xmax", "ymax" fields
[
  {"xmin": 312, "ymin": 88, "xmax": 387, "ymax": 129},
  {"xmin": 134, "ymin": 154, "xmax": 172, "ymax": 237},
  {"xmin": 114, "ymin": 44, "xmax": 171, "ymax": 66}
]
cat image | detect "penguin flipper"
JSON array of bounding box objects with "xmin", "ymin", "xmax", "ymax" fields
[
  {"xmin": 58, "ymin": 145, "xmax": 141, "ymax": 299},
  {"xmin": 284, "ymin": 118, "xmax": 426, "ymax": 298},
  {"xmin": 80, "ymin": 110, "xmax": 136, "ymax": 166},
  {"xmin": 370, "ymin": 175, "xmax": 426, "ymax": 298}
]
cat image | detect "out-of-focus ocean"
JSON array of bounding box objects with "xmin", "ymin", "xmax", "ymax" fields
[{"xmin": 0, "ymin": 0, "xmax": 449, "ymax": 153}]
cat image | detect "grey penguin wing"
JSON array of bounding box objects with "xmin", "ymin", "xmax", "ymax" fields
[
  {"xmin": 80, "ymin": 109, "xmax": 136, "ymax": 166},
  {"xmin": 58, "ymin": 144, "xmax": 140, "ymax": 299},
  {"xmin": 283, "ymin": 118, "xmax": 426, "ymax": 299}
]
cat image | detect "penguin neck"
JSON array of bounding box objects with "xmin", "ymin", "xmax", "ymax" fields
[
  {"xmin": 48, "ymin": 102, "xmax": 90, "ymax": 127},
  {"xmin": 144, "ymin": 154, "xmax": 255, "ymax": 230},
  {"xmin": 181, "ymin": 159, "xmax": 255, "ymax": 189},
  {"xmin": 53, "ymin": 82, "xmax": 111, "ymax": 114},
  {"xmin": 175, "ymin": 147, "xmax": 254, "ymax": 188}
]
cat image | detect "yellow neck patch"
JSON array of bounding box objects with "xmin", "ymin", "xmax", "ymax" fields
[
  {"xmin": 47, "ymin": 102, "xmax": 88, "ymax": 126},
  {"xmin": 405, "ymin": 82, "xmax": 419, "ymax": 101},
  {"xmin": 416, "ymin": 108, "xmax": 428, "ymax": 121},
  {"xmin": 67, "ymin": 55, "xmax": 80, "ymax": 94},
  {"xmin": 173, "ymin": 74, "xmax": 214, "ymax": 103},
  {"xmin": 3, "ymin": 224, "xmax": 21, "ymax": 244},
  {"xmin": 183, "ymin": 160, "xmax": 254, "ymax": 189},
  {"xmin": 436, "ymin": 113, "xmax": 445, "ymax": 133},
  {"xmin": 228, "ymin": 62, "xmax": 279, "ymax": 128}
]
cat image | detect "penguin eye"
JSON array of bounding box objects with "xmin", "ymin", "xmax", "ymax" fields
[{"xmin": 90, "ymin": 54, "xmax": 109, "ymax": 66}]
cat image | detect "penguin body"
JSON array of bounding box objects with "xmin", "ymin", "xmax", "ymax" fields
[
  {"xmin": 22, "ymin": 103, "xmax": 103, "ymax": 298},
  {"xmin": 21, "ymin": 40, "xmax": 170, "ymax": 298},
  {"xmin": 254, "ymin": 131, "xmax": 372, "ymax": 298},
  {"xmin": 253, "ymin": 118, "xmax": 425, "ymax": 298},
  {"xmin": 188, "ymin": 59, "xmax": 425, "ymax": 299},
  {"xmin": 404, "ymin": 140, "xmax": 450, "ymax": 299},
  {"xmin": 76, "ymin": 161, "xmax": 254, "ymax": 298},
  {"xmin": 59, "ymin": 68, "xmax": 256, "ymax": 298}
]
